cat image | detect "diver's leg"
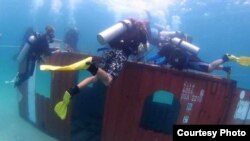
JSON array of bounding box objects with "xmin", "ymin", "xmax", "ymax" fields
[
  {"xmin": 63, "ymin": 49, "xmax": 122, "ymax": 96},
  {"xmin": 208, "ymin": 59, "xmax": 224, "ymax": 72},
  {"xmin": 208, "ymin": 56, "xmax": 231, "ymax": 73},
  {"xmin": 188, "ymin": 61, "xmax": 209, "ymax": 72},
  {"xmin": 69, "ymin": 65, "xmax": 110, "ymax": 96},
  {"xmin": 96, "ymin": 68, "xmax": 113, "ymax": 86},
  {"xmin": 15, "ymin": 56, "xmax": 30, "ymax": 87},
  {"xmin": 85, "ymin": 62, "xmax": 112, "ymax": 86},
  {"xmin": 77, "ymin": 76, "xmax": 98, "ymax": 90}
]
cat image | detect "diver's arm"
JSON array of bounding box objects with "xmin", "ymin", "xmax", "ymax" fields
[
  {"xmin": 39, "ymin": 47, "xmax": 61, "ymax": 63},
  {"xmin": 50, "ymin": 47, "xmax": 61, "ymax": 54}
]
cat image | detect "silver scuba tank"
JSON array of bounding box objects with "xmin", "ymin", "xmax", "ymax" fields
[
  {"xmin": 171, "ymin": 37, "xmax": 200, "ymax": 54},
  {"xmin": 17, "ymin": 35, "xmax": 36, "ymax": 63},
  {"xmin": 97, "ymin": 19, "xmax": 133, "ymax": 45}
]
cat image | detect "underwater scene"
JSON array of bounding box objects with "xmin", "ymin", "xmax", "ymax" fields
[{"xmin": 0, "ymin": 0, "xmax": 250, "ymax": 141}]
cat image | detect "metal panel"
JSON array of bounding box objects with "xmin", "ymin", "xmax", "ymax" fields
[
  {"xmin": 45, "ymin": 53, "xmax": 84, "ymax": 141},
  {"xmin": 27, "ymin": 53, "xmax": 86, "ymax": 141},
  {"xmin": 19, "ymin": 53, "xmax": 240, "ymax": 141},
  {"xmin": 177, "ymin": 75, "xmax": 235, "ymax": 124},
  {"xmin": 225, "ymin": 88, "xmax": 250, "ymax": 124},
  {"xmin": 101, "ymin": 62, "xmax": 236, "ymax": 141}
]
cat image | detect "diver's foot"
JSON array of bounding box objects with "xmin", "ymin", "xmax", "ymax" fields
[{"xmin": 222, "ymin": 54, "xmax": 238, "ymax": 62}]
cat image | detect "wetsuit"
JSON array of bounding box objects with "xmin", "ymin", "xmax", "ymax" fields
[
  {"xmin": 15, "ymin": 33, "xmax": 54, "ymax": 87},
  {"xmin": 158, "ymin": 44, "xmax": 209, "ymax": 72},
  {"xmin": 147, "ymin": 30, "xmax": 210, "ymax": 72}
]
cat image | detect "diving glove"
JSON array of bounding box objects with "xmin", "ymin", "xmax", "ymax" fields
[{"xmin": 54, "ymin": 85, "xmax": 80, "ymax": 120}]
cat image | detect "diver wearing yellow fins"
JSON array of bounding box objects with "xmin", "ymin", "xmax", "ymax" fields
[
  {"xmin": 145, "ymin": 27, "xmax": 246, "ymax": 76},
  {"xmin": 40, "ymin": 18, "xmax": 149, "ymax": 120}
]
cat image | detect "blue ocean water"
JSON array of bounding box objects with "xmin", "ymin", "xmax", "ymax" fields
[{"xmin": 0, "ymin": 0, "xmax": 250, "ymax": 140}]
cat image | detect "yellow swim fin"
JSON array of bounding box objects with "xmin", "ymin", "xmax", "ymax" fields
[
  {"xmin": 54, "ymin": 91, "xmax": 71, "ymax": 120},
  {"xmin": 40, "ymin": 57, "xmax": 93, "ymax": 71},
  {"xmin": 54, "ymin": 101, "xmax": 67, "ymax": 120},
  {"xmin": 226, "ymin": 54, "xmax": 250, "ymax": 67},
  {"xmin": 226, "ymin": 54, "xmax": 239, "ymax": 62},
  {"xmin": 236, "ymin": 56, "xmax": 250, "ymax": 67}
]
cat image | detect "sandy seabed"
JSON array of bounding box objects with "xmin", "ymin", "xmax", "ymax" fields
[{"xmin": 0, "ymin": 83, "xmax": 57, "ymax": 141}]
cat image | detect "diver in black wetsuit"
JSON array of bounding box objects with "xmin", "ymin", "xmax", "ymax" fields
[
  {"xmin": 146, "ymin": 28, "xmax": 232, "ymax": 74},
  {"xmin": 14, "ymin": 25, "xmax": 60, "ymax": 87}
]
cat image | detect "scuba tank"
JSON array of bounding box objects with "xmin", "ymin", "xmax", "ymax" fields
[
  {"xmin": 171, "ymin": 37, "xmax": 200, "ymax": 54},
  {"xmin": 17, "ymin": 35, "xmax": 37, "ymax": 63},
  {"xmin": 159, "ymin": 31, "xmax": 199, "ymax": 54},
  {"xmin": 97, "ymin": 19, "xmax": 133, "ymax": 45}
]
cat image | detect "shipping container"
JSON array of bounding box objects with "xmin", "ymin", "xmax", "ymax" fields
[{"xmin": 17, "ymin": 53, "xmax": 244, "ymax": 141}]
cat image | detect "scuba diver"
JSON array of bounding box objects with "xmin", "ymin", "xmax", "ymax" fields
[
  {"xmin": 63, "ymin": 27, "xmax": 79, "ymax": 52},
  {"xmin": 40, "ymin": 18, "xmax": 148, "ymax": 120},
  {"xmin": 14, "ymin": 25, "xmax": 60, "ymax": 87},
  {"xmin": 146, "ymin": 27, "xmax": 235, "ymax": 74},
  {"xmin": 144, "ymin": 11, "xmax": 235, "ymax": 74}
]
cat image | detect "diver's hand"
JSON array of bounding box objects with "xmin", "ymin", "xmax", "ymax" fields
[
  {"xmin": 52, "ymin": 49, "xmax": 62, "ymax": 54},
  {"xmin": 50, "ymin": 46, "xmax": 62, "ymax": 54}
]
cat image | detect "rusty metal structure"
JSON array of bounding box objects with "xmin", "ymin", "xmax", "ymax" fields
[{"xmin": 17, "ymin": 53, "xmax": 249, "ymax": 141}]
